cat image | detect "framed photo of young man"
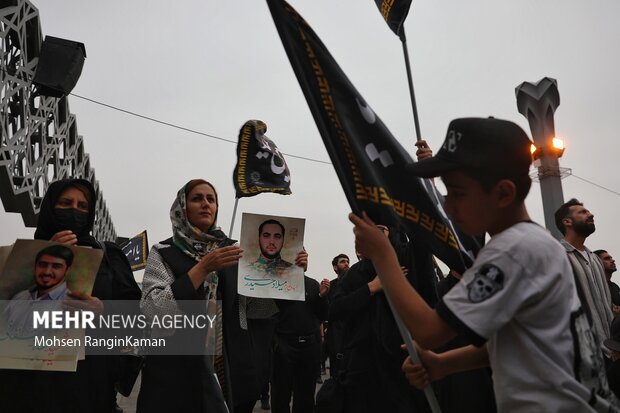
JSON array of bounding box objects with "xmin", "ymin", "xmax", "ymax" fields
[
  {"xmin": 238, "ymin": 213, "xmax": 305, "ymax": 300},
  {"xmin": 0, "ymin": 239, "xmax": 102, "ymax": 371}
]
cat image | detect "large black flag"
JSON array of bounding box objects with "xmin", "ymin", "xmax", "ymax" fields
[
  {"xmin": 233, "ymin": 119, "xmax": 292, "ymax": 198},
  {"xmin": 374, "ymin": 0, "xmax": 412, "ymax": 38},
  {"xmin": 268, "ymin": 0, "xmax": 474, "ymax": 273}
]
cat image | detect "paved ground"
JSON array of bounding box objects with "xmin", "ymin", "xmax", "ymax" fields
[{"xmin": 117, "ymin": 371, "xmax": 327, "ymax": 413}]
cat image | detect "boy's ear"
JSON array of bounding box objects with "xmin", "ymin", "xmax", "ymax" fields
[{"xmin": 495, "ymin": 180, "xmax": 517, "ymax": 207}]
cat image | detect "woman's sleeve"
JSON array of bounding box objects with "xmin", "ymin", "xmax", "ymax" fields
[{"xmin": 140, "ymin": 246, "xmax": 183, "ymax": 319}]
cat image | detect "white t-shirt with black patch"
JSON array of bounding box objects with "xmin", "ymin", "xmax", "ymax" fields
[{"xmin": 436, "ymin": 222, "xmax": 599, "ymax": 412}]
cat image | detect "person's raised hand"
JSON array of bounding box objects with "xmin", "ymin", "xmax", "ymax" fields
[
  {"xmin": 51, "ymin": 230, "xmax": 78, "ymax": 246},
  {"xmin": 348, "ymin": 212, "xmax": 390, "ymax": 261},
  {"xmin": 199, "ymin": 245, "xmax": 243, "ymax": 274},
  {"xmin": 319, "ymin": 278, "xmax": 330, "ymax": 297},
  {"xmin": 415, "ymin": 140, "xmax": 433, "ymax": 161},
  {"xmin": 401, "ymin": 346, "xmax": 444, "ymax": 389},
  {"xmin": 63, "ymin": 290, "xmax": 104, "ymax": 315},
  {"xmin": 368, "ymin": 275, "xmax": 382, "ymax": 295},
  {"xmin": 295, "ymin": 248, "xmax": 308, "ymax": 272}
]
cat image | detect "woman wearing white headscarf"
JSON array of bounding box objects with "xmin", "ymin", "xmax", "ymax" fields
[{"xmin": 138, "ymin": 179, "xmax": 307, "ymax": 413}]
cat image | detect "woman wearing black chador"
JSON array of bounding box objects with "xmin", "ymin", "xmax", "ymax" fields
[{"xmin": 0, "ymin": 178, "xmax": 141, "ymax": 413}]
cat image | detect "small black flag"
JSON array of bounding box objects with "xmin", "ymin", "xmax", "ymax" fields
[
  {"xmin": 268, "ymin": 0, "xmax": 475, "ymax": 273},
  {"xmin": 233, "ymin": 120, "xmax": 292, "ymax": 198},
  {"xmin": 120, "ymin": 231, "xmax": 149, "ymax": 271},
  {"xmin": 373, "ymin": 0, "xmax": 412, "ymax": 38}
]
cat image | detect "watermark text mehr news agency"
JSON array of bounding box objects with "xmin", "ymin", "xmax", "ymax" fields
[{"xmin": 32, "ymin": 311, "xmax": 218, "ymax": 330}]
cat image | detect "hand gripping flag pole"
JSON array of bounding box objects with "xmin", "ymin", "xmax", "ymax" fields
[
  {"xmin": 373, "ymin": 1, "xmax": 483, "ymax": 260},
  {"xmin": 372, "ymin": 6, "xmax": 480, "ymax": 408},
  {"xmin": 267, "ymin": 1, "xmax": 469, "ymax": 411},
  {"xmin": 381, "ymin": 274, "xmax": 441, "ymax": 413}
]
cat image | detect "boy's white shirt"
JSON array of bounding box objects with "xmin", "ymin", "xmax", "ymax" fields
[{"xmin": 439, "ymin": 221, "xmax": 598, "ymax": 412}]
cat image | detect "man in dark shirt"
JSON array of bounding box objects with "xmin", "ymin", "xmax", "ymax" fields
[
  {"xmin": 329, "ymin": 226, "xmax": 434, "ymax": 413},
  {"xmin": 271, "ymin": 275, "xmax": 330, "ymax": 413},
  {"xmin": 595, "ymin": 249, "xmax": 620, "ymax": 312},
  {"xmin": 433, "ymin": 270, "xmax": 497, "ymax": 413},
  {"xmin": 325, "ymin": 253, "xmax": 349, "ymax": 377},
  {"xmin": 604, "ymin": 315, "xmax": 620, "ymax": 398},
  {"xmin": 330, "ymin": 254, "xmax": 350, "ymax": 286}
]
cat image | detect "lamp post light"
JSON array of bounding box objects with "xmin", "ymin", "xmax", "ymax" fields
[{"xmin": 516, "ymin": 77, "xmax": 571, "ymax": 240}]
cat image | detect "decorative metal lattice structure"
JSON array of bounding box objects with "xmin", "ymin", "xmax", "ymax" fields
[{"xmin": 0, "ymin": 0, "xmax": 116, "ymax": 241}]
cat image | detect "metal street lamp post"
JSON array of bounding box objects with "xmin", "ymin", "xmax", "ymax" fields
[{"xmin": 516, "ymin": 77, "xmax": 570, "ymax": 240}]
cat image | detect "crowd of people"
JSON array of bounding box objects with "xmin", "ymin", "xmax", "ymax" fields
[{"xmin": 1, "ymin": 116, "xmax": 620, "ymax": 413}]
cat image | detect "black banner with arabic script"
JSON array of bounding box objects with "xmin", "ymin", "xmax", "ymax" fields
[
  {"xmin": 233, "ymin": 119, "xmax": 292, "ymax": 198},
  {"xmin": 120, "ymin": 230, "xmax": 149, "ymax": 271},
  {"xmin": 267, "ymin": 0, "xmax": 474, "ymax": 273},
  {"xmin": 374, "ymin": 0, "xmax": 412, "ymax": 38}
]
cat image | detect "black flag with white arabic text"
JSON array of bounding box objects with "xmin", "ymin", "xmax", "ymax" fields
[
  {"xmin": 268, "ymin": 0, "xmax": 474, "ymax": 273},
  {"xmin": 233, "ymin": 119, "xmax": 292, "ymax": 198},
  {"xmin": 374, "ymin": 0, "xmax": 412, "ymax": 38},
  {"xmin": 119, "ymin": 230, "xmax": 149, "ymax": 271}
]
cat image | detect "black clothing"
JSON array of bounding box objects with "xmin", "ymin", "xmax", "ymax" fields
[
  {"xmin": 272, "ymin": 334, "xmax": 321, "ymax": 413},
  {"xmin": 137, "ymin": 237, "xmax": 274, "ymax": 413},
  {"xmin": 275, "ymin": 276, "xmax": 327, "ymax": 336},
  {"xmin": 139, "ymin": 354, "xmax": 227, "ymax": 413},
  {"xmin": 326, "ymin": 274, "xmax": 347, "ymax": 376},
  {"xmin": 397, "ymin": 237, "xmax": 439, "ymax": 308},
  {"xmin": 137, "ymin": 240, "xmax": 228, "ymax": 413},
  {"xmin": 0, "ymin": 179, "xmax": 141, "ymax": 413},
  {"xmin": 609, "ymin": 280, "xmax": 620, "ymax": 307},
  {"xmin": 330, "ymin": 259, "xmax": 430, "ymax": 413},
  {"xmin": 434, "ymin": 273, "xmax": 497, "ymax": 413},
  {"xmin": 34, "ymin": 178, "xmax": 98, "ymax": 245},
  {"xmin": 271, "ymin": 276, "xmax": 327, "ymax": 413},
  {"xmin": 607, "ymin": 359, "xmax": 620, "ymax": 399}
]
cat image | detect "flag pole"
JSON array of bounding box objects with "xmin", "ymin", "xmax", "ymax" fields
[
  {"xmin": 382, "ymin": 278, "xmax": 442, "ymax": 413},
  {"xmin": 401, "ymin": 31, "xmax": 468, "ymax": 411},
  {"xmin": 400, "ymin": 28, "xmax": 422, "ymax": 142},
  {"xmin": 228, "ymin": 198, "xmax": 240, "ymax": 238},
  {"xmin": 401, "ymin": 26, "xmax": 474, "ymax": 265},
  {"xmin": 401, "ymin": 30, "xmax": 475, "ymax": 264}
]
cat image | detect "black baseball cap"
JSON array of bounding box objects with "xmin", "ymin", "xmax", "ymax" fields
[
  {"xmin": 605, "ymin": 316, "xmax": 620, "ymax": 352},
  {"xmin": 407, "ymin": 117, "xmax": 532, "ymax": 178}
]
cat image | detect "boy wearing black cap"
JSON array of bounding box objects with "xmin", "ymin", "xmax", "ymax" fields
[{"xmin": 350, "ymin": 117, "xmax": 616, "ymax": 412}]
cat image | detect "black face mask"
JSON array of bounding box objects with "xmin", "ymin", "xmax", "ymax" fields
[{"xmin": 52, "ymin": 208, "xmax": 90, "ymax": 235}]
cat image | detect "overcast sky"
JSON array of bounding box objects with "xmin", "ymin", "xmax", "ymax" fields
[{"xmin": 2, "ymin": 0, "xmax": 619, "ymax": 283}]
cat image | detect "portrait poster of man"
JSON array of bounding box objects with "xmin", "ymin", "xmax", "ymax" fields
[
  {"xmin": 238, "ymin": 213, "xmax": 305, "ymax": 301},
  {"xmin": 0, "ymin": 239, "xmax": 102, "ymax": 371}
]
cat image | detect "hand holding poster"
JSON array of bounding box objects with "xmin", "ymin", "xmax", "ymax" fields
[
  {"xmin": 267, "ymin": 0, "xmax": 476, "ymax": 273},
  {"xmin": 0, "ymin": 239, "xmax": 102, "ymax": 371},
  {"xmin": 238, "ymin": 213, "xmax": 305, "ymax": 300}
]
